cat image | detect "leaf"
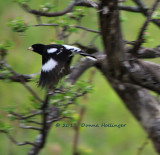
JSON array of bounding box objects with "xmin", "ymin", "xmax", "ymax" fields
[
  {"xmin": 0, "ymin": 40, "xmax": 14, "ymax": 51},
  {"xmin": 152, "ymin": 9, "xmax": 160, "ymax": 19},
  {"xmin": 40, "ymin": 2, "xmax": 55, "ymax": 13},
  {"xmin": 14, "ymin": 0, "xmax": 31, "ymax": 5},
  {"xmin": 8, "ymin": 17, "xmax": 28, "ymax": 33}
]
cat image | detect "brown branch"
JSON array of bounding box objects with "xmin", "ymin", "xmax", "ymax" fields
[
  {"xmin": 20, "ymin": 1, "xmax": 77, "ymax": 17},
  {"xmin": 66, "ymin": 52, "xmax": 105, "ymax": 84},
  {"xmin": 132, "ymin": 0, "xmax": 160, "ymax": 27},
  {"xmin": 28, "ymin": 91, "xmax": 57, "ymax": 155},
  {"xmin": 27, "ymin": 121, "xmax": 42, "ymax": 125},
  {"xmin": 122, "ymin": 59, "xmax": 160, "ymax": 94},
  {"xmin": 76, "ymin": 0, "xmax": 98, "ymax": 9},
  {"xmin": 3, "ymin": 63, "xmax": 43, "ymax": 103},
  {"xmin": 19, "ymin": 124, "xmax": 42, "ymax": 131},
  {"xmin": 73, "ymin": 106, "xmax": 85, "ymax": 155},
  {"xmin": 137, "ymin": 137, "xmax": 149, "ymax": 155},
  {"xmin": 10, "ymin": 111, "xmax": 42, "ymax": 120},
  {"xmin": 0, "ymin": 73, "xmax": 38, "ymax": 82},
  {"xmin": 132, "ymin": 46, "xmax": 160, "ymax": 58},
  {"xmin": 33, "ymin": 23, "xmax": 100, "ymax": 34},
  {"xmin": 97, "ymin": 58, "xmax": 160, "ymax": 153},
  {"xmin": 74, "ymin": 43, "xmax": 99, "ymax": 54},
  {"xmin": 99, "ymin": 0, "xmax": 126, "ymax": 78},
  {"xmin": 132, "ymin": 0, "xmax": 160, "ymax": 54},
  {"xmin": 0, "ymin": 130, "xmax": 36, "ymax": 146},
  {"xmin": 119, "ymin": 5, "xmax": 142, "ymax": 12}
]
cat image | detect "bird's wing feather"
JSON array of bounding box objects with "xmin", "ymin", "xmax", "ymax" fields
[{"xmin": 38, "ymin": 57, "xmax": 72, "ymax": 88}]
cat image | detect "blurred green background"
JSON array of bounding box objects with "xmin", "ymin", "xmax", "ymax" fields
[{"xmin": 0, "ymin": 0, "xmax": 159, "ymax": 154}]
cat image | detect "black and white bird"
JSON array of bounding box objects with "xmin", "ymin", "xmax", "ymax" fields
[{"xmin": 28, "ymin": 44, "xmax": 97, "ymax": 88}]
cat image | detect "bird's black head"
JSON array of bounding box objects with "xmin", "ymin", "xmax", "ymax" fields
[{"xmin": 28, "ymin": 44, "xmax": 45, "ymax": 55}]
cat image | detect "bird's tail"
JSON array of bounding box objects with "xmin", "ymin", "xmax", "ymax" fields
[{"xmin": 78, "ymin": 51, "xmax": 97, "ymax": 61}]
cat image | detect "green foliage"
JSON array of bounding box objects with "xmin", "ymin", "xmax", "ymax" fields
[
  {"xmin": 0, "ymin": 71, "xmax": 12, "ymax": 82},
  {"xmin": 77, "ymin": 146, "xmax": 93, "ymax": 155},
  {"xmin": 7, "ymin": 114, "xmax": 16, "ymax": 121},
  {"xmin": 40, "ymin": 2, "xmax": 55, "ymax": 12},
  {"xmin": 0, "ymin": 40, "xmax": 14, "ymax": 51},
  {"xmin": 49, "ymin": 39, "xmax": 65, "ymax": 45},
  {"xmin": 152, "ymin": 9, "xmax": 160, "ymax": 19},
  {"xmin": 0, "ymin": 114, "xmax": 13, "ymax": 132},
  {"xmin": 29, "ymin": 74, "xmax": 40, "ymax": 83},
  {"xmin": 120, "ymin": 15, "xmax": 128, "ymax": 22},
  {"xmin": 50, "ymin": 81, "xmax": 94, "ymax": 107},
  {"xmin": 8, "ymin": 17, "xmax": 28, "ymax": 33},
  {"xmin": 0, "ymin": 0, "xmax": 159, "ymax": 155},
  {"xmin": 68, "ymin": 7, "xmax": 87, "ymax": 20},
  {"xmin": 70, "ymin": 113, "xmax": 79, "ymax": 123},
  {"xmin": 144, "ymin": 32, "xmax": 154, "ymax": 43},
  {"xmin": 47, "ymin": 6, "xmax": 87, "ymax": 34},
  {"xmin": 0, "ymin": 65, "xmax": 12, "ymax": 82},
  {"xmin": 61, "ymin": 110, "xmax": 76, "ymax": 118},
  {"xmin": 76, "ymin": 81, "xmax": 94, "ymax": 93},
  {"xmin": 2, "ymin": 105, "xmax": 16, "ymax": 113},
  {"xmin": 0, "ymin": 121, "xmax": 13, "ymax": 132},
  {"xmin": 14, "ymin": 0, "xmax": 31, "ymax": 5},
  {"xmin": 28, "ymin": 96, "xmax": 41, "ymax": 109}
]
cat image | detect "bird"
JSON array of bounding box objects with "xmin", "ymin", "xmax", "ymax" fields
[{"xmin": 28, "ymin": 44, "xmax": 97, "ymax": 88}]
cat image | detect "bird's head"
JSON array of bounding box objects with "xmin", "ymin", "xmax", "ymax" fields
[{"xmin": 28, "ymin": 44, "xmax": 45, "ymax": 55}]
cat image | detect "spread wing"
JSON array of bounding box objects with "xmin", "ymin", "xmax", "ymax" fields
[{"xmin": 38, "ymin": 47, "xmax": 73, "ymax": 88}]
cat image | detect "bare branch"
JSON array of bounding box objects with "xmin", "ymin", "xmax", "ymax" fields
[
  {"xmin": 33, "ymin": 23, "xmax": 100, "ymax": 34},
  {"xmin": 98, "ymin": 59, "xmax": 160, "ymax": 153},
  {"xmin": 137, "ymin": 137, "xmax": 149, "ymax": 155},
  {"xmin": 133, "ymin": 0, "xmax": 149, "ymax": 12},
  {"xmin": 122, "ymin": 59, "xmax": 160, "ymax": 94},
  {"xmin": 74, "ymin": 43, "xmax": 99, "ymax": 54},
  {"xmin": 19, "ymin": 124, "xmax": 42, "ymax": 131},
  {"xmin": 73, "ymin": 106, "xmax": 85, "ymax": 155},
  {"xmin": 20, "ymin": 1, "xmax": 77, "ymax": 17},
  {"xmin": 3, "ymin": 63, "xmax": 43, "ymax": 103},
  {"xmin": 133, "ymin": 47, "xmax": 160, "ymax": 58},
  {"xmin": 132, "ymin": 0, "xmax": 160, "ymax": 27},
  {"xmin": 0, "ymin": 130, "xmax": 36, "ymax": 146},
  {"xmin": 132, "ymin": 0, "xmax": 159, "ymax": 54},
  {"xmin": 27, "ymin": 121, "xmax": 42, "ymax": 125},
  {"xmin": 0, "ymin": 73, "xmax": 38, "ymax": 82},
  {"xmin": 10, "ymin": 111, "xmax": 42, "ymax": 120},
  {"xmin": 119, "ymin": 5, "xmax": 141, "ymax": 12},
  {"xmin": 76, "ymin": 0, "xmax": 98, "ymax": 9}
]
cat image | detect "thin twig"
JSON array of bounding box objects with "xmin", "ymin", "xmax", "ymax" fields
[
  {"xmin": 132, "ymin": 0, "xmax": 160, "ymax": 27},
  {"xmin": 40, "ymin": 89, "xmax": 52, "ymax": 148},
  {"xmin": 4, "ymin": 63, "xmax": 43, "ymax": 103},
  {"xmin": 10, "ymin": 111, "xmax": 42, "ymax": 120},
  {"xmin": 132, "ymin": 0, "xmax": 160, "ymax": 54},
  {"xmin": 0, "ymin": 130, "xmax": 36, "ymax": 146},
  {"xmin": 119, "ymin": 5, "xmax": 142, "ymax": 12},
  {"xmin": 0, "ymin": 73, "xmax": 38, "ymax": 82},
  {"xmin": 73, "ymin": 106, "xmax": 85, "ymax": 155},
  {"xmin": 19, "ymin": 124, "xmax": 42, "ymax": 131},
  {"xmin": 33, "ymin": 23, "xmax": 100, "ymax": 34},
  {"xmin": 27, "ymin": 121, "xmax": 42, "ymax": 125},
  {"xmin": 20, "ymin": 0, "xmax": 78, "ymax": 17},
  {"xmin": 137, "ymin": 137, "xmax": 149, "ymax": 155}
]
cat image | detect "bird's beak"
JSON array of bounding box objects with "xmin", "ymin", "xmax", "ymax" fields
[{"xmin": 28, "ymin": 46, "xmax": 33, "ymax": 51}]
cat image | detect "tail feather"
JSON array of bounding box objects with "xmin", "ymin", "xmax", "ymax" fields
[{"xmin": 78, "ymin": 51, "xmax": 97, "ymax": 61}]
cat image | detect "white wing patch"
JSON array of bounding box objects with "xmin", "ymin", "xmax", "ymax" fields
[
  {"xmin": 63, "ymin": 45, "xmax": 81, "ymax": 53},
  {"xmin": 86, "ymin": 56, "xmax": 97, "ymax": 61},
  {"xmin": 47, "ymin": 48, "xmax": 57, "ymax": 54},
  {"xmin": 42, "ymin": 58, "xmax": 58, "ymax": 72}
]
